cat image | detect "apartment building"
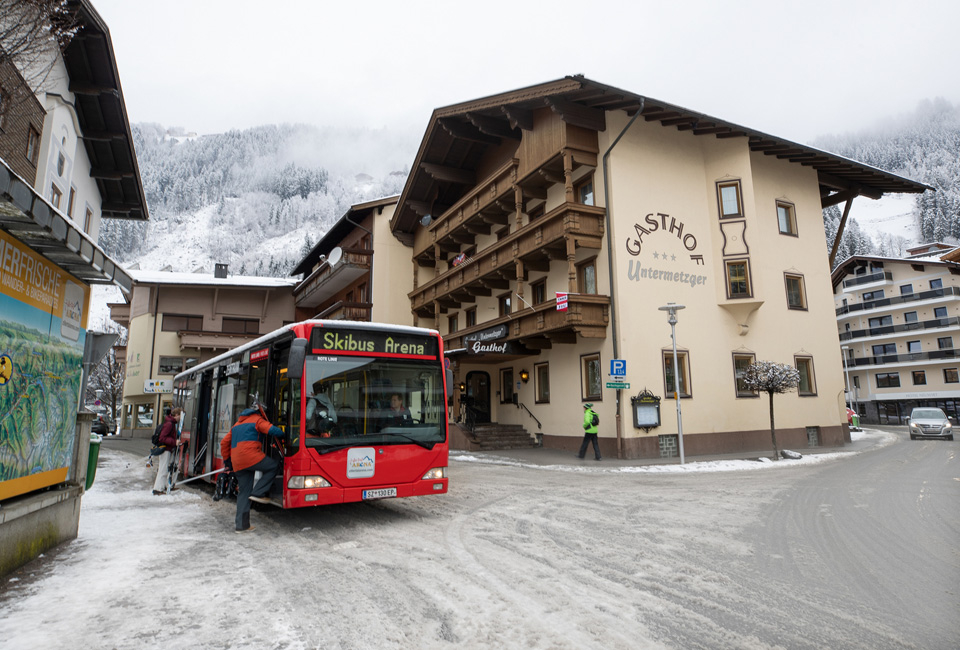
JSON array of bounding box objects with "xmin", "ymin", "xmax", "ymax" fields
[
  {"xmin": 389, "ymin": 76, "xmax": 929, "ymax": 459},
  {"xmin": 0, "ymin": 0, "xmax": 147, "ymax": 575},
  {"xmin": 833, "ymin": 246, "xmax": 960, "ymax": 424},
  {"xmin": 109, "ymin": 267, "xmax": 296, "ymax": 436},
  {"xmin": 291, "ymin": 196, "xmax": 413, "ymax": 324}
]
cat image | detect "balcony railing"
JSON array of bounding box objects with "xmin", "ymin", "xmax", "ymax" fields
[
  {"xmin": 843, "ymin": 348, "xmax": 960, "ymax": 368},
  {"xmin": 839, "ymin": 316, "xmax": 960, "ymax": 341},
  {"xmin": 411, "ymin": 201, "xmax": 606, "ymax": 317},
  {"xmin": 177, "ymin": 329, "xmax": 260, "ymax": 351},
  {"xmin": 293, "ymin": 248, "xmax": 371, "ymax": 309},
  {"xmin": 445, "ymin": 294, "xmax": 610, "ymax": 352},
  {"xmin": 842, "ymin": 271, "xmax": 893, "ymax": 288},
  {"xmin": 315, "ymin": 301, "xmax": 372, "ymax": 321},
  {"xmin": 413, "ymin": 160, "xmax": 520, "ymax": 266},
  {"xmin": 836, "ymin": 286, "xmax": 960, "ymax": 316}
]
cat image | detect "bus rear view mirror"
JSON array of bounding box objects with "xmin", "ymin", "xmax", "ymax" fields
[{"xmin": 288, "ymin": 338, "xmax": 308, "ymax": 380}]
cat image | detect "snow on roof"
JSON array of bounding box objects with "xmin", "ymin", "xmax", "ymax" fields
[{"xmin": 128, "ymin": 269, "xmax": 298, "ymax": 288}]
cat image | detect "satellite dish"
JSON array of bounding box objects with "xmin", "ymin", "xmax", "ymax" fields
[
  {"xmin": 327, "ymin": 247, "xmax": 343, "ymax": 267},
  {"xmin": 420, "ymin": 214, "xmax": 433, "ymax": 227}
]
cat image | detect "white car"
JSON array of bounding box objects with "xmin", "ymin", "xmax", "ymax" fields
[{"xmin": 907, "ymin": 408, "xmax": 954, "ymax": 441}]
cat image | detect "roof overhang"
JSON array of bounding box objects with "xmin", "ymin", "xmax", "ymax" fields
[
  {"xmin": 391, "ymin": 75, "xmax": 932, "ymax": 236},
  {"xmin": 62, "ymin": 0, "xmax": 149, "ymax": 222},
  {"xmin": 830, "ymin": 254, "xmax": 960, "ymax": 290},
  {"xmin": 0, "ymin": 159, "xmax": 132, "ymax": 292}
]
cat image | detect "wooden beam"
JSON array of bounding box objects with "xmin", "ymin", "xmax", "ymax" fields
[
  {"xmin": 450, "ymin": 232, "xmax": 476, "ymax": 246},
  {"xmin": 478, "ymin": 210, "xmax": 510, "ymax": 226},
  {"xmin": 523, "ymin": 337, "xmax": 553, "ymax": 350},
  {"xmin": 100, "ymin": 202, "xmax": 141, "ymax": 213},
  {"xmin": 463, "ymin": 221, "xmax": 492, "ymax": 235},
  {"xmin": 420, "ymin": 162, "xmax": 475, "ymax": 185},
  {"xmin": 79, "ymin": 130, "xmax": 124, "ymax": 142},
  {"xmin": 828, "ymin": 196, "xmax": 856, "ymax": 268},
  {"xmin": 501, "ymin": 105, "xmax": 533, "ymax": 131},
  {"xmin": 480, "ymin": 277, "xmax": 510, "ymax": 290},
  {"xmin": 466, "ymin": 112, "xmax": 520, "ymax": 139},
  {"xmin": 820, "ymin": 188, "xmax": 859, "ymax": 209},
  {"xmin": 538, "ymin": 169, "xmax": 563, "ymax": 185},
  {"xmin": 547, "ymin": 330, "xmax": 578, "ymax": 344},
  {"xmin": 522, "ymin": 257, "xmax": 550, "ymax": 272},
  {"xmin": 89, "ymin": 168, "xmax": 134, "ymax": 180},
  {"xmin": 520, "ymin": 184, "xmax": 548, "ymax": 201},
  {"xmin": 408, "ymin": 200, "xmax": 433, "ymax": 217},
  {"xmin": 68, "ymin": 82, "xmax": 119, "ymax": 97},
  {"xmin": 463, "ymin": 285, "xmax": 492, "ymax": 297},
  {"xmin": 544, "ymin": 96, "xmax": 606, "ymax": 131},
  {"xmin": 439, "ymin": 118, "xmax": 501, "ymax": 145}
]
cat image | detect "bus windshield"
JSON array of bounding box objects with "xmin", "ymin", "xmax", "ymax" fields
[{"xmin": 302, "ymin": 355, "xmax": 446, "ymax": 452}]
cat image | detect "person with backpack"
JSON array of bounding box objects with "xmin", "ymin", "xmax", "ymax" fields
[
  {"xmin": 152, "ymin": 407, "xmax": 182, "ymax": 494},
  {"xmin": 220, "ymin": 403, "xmax": 285, "ymax": 533},
  {"xmin": 576, "ymin": 402, "xmax": 601, "ymax": 461}
]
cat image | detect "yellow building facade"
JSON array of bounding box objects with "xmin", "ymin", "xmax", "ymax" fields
[{"xmin": 391, "ymin": 77, "xmax": 929, "ymax": 459}]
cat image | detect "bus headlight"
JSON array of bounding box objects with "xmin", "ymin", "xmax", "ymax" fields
[
  {"xmin": 288, "ymin": 475, "xmax": 331, "ymax": 489},
  {"xmin": 422, "ymin": 467, "xmax": 447, "ymax": 480}
]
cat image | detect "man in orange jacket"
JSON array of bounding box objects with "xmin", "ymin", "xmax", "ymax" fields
[{"xmin": 221, "ymin": 405, "xmax": 284, "ymax": 532}]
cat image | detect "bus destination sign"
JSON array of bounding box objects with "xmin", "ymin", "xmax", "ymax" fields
[{"xmin": 311, "ymin": 329, "xmax": 439, "ymax": 359}]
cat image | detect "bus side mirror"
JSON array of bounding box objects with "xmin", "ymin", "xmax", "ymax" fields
[
  {"xmin": 287, "ymin": 338, "xmax": 307, "ymax": 380},
  {"xmin": 445, "ymin": 368, "xmax": 453, "ymax": 397}
]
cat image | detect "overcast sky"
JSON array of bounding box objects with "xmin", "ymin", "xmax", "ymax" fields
[{"xmin": 91, "ymin": 0, "xmax": 959, "ymax": 145}]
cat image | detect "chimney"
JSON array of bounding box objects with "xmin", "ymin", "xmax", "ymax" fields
[{"xmin": 214, "ymin": 263, "xmax": 228, "ymax": 279}]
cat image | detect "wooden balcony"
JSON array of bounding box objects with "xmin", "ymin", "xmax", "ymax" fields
[
  {"xmin": 445, "ymin": 293, "xmax": 610, "ymax": 353},
  {"xmin": 413, "ymin": 159, "xmax": 520, "ymax": 267},
  {"xmin": 294, "ymin": 248, "xmax": 372, "ymax": 309},
  {"xmin": 108, "ymin": 302, "xmax": 130, "ymax": 326},
  {"xmin": 315, "ymin": 301, "xmax": 372, "ymax": 321},
  {"xmin": 177, "ymin": 330, "xmax": 260, "ymax": 352},
  {"xmin": 411, "ymin": 201, "xmax": 606, "ymax": 317}
]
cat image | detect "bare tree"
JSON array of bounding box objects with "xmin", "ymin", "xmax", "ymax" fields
[
  {"xmin": 741, "ymin": 360, "xmax": 801, "ymax": 460},
  {"xmin": 84, "ymin": 322, "xmax": 127, "ymax": 420},
  {"xmin": 0, "ymin": 0, "xmax": 79, "ymax": 119}
]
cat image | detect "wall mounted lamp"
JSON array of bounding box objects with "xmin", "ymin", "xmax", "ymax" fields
[
  {"xmin": 519, "ymin": 369, "xmax": 529, "ymax": 383},
  {"xmin": 458, "ymin": 382, "xmax": 466, "ymax": 392}
]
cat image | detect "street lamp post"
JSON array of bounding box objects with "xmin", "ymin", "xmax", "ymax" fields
[
  {"xmin": 658, "ymin": 303, "xmax": 686, "ymax": 464},
  {"xmin": 841, "ymin": 345, "xmax": 853, "ymax": 413}
]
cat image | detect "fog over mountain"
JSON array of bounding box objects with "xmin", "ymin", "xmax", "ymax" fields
[
  {"xmin": 98, "ymin": 101, "xmax": 960, "ymax": 278},
  {"xmin": 99, "ymin": 123, "xmax": 417, "ymax": 276},
  {"xmin": 816, "ymin": 98, "xmax": 960, "ymax": 264}
]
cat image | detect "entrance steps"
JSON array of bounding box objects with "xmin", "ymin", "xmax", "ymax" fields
[{"xmin": 470, "ymin": 423, "xmax": 538, "ymax": 450}]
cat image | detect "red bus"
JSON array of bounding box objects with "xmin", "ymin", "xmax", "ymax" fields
[{"xmin": 172, "ymin": 320, "xmax": 450, "ymax": 508}]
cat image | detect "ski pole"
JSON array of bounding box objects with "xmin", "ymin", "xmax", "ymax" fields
[{"xmin": 174, "ymin": 467, "xmax": 226, "ymax": 487}]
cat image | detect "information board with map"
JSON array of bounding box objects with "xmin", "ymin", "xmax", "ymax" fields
[{"xmin": 0, "ymin": 230, "xmax": 89, "ymax": 500}]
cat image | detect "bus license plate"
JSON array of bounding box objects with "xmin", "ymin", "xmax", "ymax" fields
[{"xmin": 363, "ymin": 488, "xmax": 397, "ymax": 500}]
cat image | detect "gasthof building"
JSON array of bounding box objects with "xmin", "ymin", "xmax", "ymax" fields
[{"xmin": 388, "ymin": 76, "xmax": 930, "ymax": 459}]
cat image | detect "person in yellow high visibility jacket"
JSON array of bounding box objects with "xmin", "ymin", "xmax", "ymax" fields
[{"xmin": 577, "ymin": 403, "xmax": 601, "ymax": 461}]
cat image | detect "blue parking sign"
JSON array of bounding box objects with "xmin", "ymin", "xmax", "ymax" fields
[{"xmin": 610, "ymin": 359, "xmax": 626, "ymax": 376}]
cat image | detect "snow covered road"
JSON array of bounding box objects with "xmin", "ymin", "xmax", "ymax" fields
[{"xmin": 1, "ymin": 430, "xmax": 957, "ymax": 649}]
